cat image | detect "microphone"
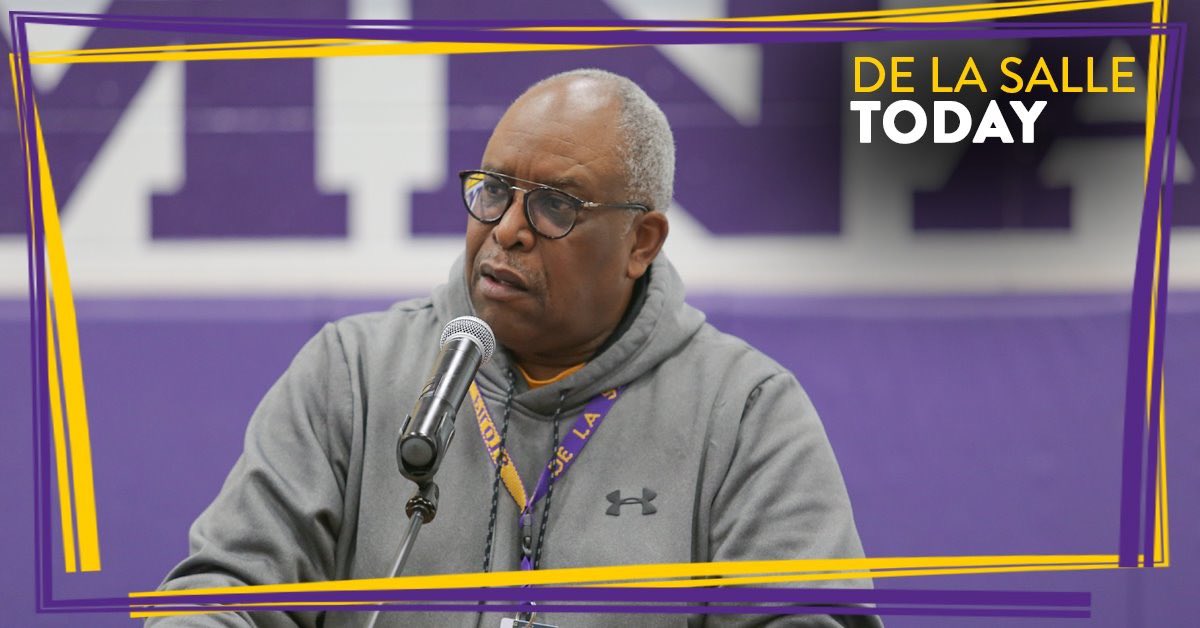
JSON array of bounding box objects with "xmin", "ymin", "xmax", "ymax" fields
[{"xmin": 397, "ymin": 316, "xmax": 496, "ymax": 485}]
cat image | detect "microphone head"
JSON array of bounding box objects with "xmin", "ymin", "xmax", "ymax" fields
[{"xmin": 440, "ymin": 316, "xmax": 496, "ymax": 364}]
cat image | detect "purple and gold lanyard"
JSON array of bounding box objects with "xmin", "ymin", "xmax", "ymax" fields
[{"xmin": 469, "ymin": 381, "xmax": 622, "ymax": 570}]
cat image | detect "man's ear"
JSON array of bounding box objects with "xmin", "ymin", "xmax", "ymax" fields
[{"xmin": 626, "ymin": 211, "xmax": 669, "ymax": 280}]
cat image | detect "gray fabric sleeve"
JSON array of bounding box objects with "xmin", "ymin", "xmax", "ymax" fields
[
  {"xmin": 147, "ymin": 323, "xmax": 354, "ymax": 628},
  {"xmin": 701, "ymin": 373, "xmax": 882, "ymax": 628}
]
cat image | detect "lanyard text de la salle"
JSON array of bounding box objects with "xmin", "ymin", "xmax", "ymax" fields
[{"xmin": 469, "ymin": 380, "xmax": 622, "ymax": 570}]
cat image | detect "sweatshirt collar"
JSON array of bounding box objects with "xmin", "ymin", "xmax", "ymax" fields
[{"xmin": 432, "ymin": 253, "xmax": 705, "ymax": 417}]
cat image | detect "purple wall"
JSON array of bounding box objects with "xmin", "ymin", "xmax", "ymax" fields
[{"xmin": 1, "ymin": 293, "xmax": 1198, "ymax": 626}]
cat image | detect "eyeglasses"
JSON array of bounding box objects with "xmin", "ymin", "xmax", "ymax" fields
[{"xmin": 459, "ymin": 170, "xmax": 651, "ymax": 240}]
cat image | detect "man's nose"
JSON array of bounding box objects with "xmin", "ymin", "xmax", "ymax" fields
[{"xmin": 491, "ymin": 190, "xmax": 536, "ymax": 250}]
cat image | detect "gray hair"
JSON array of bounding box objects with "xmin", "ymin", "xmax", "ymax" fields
[{"xmin": 525, "ymin": 68, "xmax": 675, "ymax": 213}]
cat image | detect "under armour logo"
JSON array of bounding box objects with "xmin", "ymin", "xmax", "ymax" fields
[{"xmin": 606, "ymin": 488, "xmax": 657, "ymax": 516}]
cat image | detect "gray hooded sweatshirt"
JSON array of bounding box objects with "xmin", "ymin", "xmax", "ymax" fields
[{"xmin": 151, "ymin": 255, "xmax": 880, "ymax": 628}]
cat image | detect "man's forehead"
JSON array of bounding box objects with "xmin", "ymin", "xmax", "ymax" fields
[{"xmin": 481, "ymin": 80, "xmax": 626, "ymax": 194}]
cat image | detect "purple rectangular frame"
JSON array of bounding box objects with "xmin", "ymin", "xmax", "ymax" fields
[{"xmin": 8, "ymin": 11, "xmax": 1185, "ymax": 620}]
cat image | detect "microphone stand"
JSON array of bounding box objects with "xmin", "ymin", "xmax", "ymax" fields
[
  {"xmin": 363, "ymin": 316, "xmax": 494, "ymax": 627},
  {"xmin": 362, "ymin": 481, "xmax": 439, "ymax": 628}
]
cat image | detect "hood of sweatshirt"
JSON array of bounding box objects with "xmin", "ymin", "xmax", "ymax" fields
[{"xmin": 431, "ymin": 253, "xmax": 706, "ymax": 417}]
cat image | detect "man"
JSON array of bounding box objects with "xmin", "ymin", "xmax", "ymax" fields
[{"xmin": 153, "ymin": 69, "xmax": 879, "ymax": 628}]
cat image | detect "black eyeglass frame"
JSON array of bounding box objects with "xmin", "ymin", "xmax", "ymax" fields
[{"xmin": 458, "ymin": 169, "xmax": 652, "ymax": 240}]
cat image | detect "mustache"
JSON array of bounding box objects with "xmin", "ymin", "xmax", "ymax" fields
[{"xmin": 475, "ymin": 254, "xmax": 544, "ymax": 290}]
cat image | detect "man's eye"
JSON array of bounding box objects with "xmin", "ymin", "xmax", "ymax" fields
[
  {"xmin": 483, "ymin": 181, "xmax": 508, "ymax": 197},
  {"xmin": 542, "ymin": 195, "xmax": 575, "ymax": 215}
]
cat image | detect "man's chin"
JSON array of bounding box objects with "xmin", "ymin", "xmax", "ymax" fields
[
  {"xmin": 470, "ymin": 291, "xmax": 532, "ymax": 339},
  {"xmin": 473, "ymin": 311, "xmax": 538, "ymax": 359}
]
